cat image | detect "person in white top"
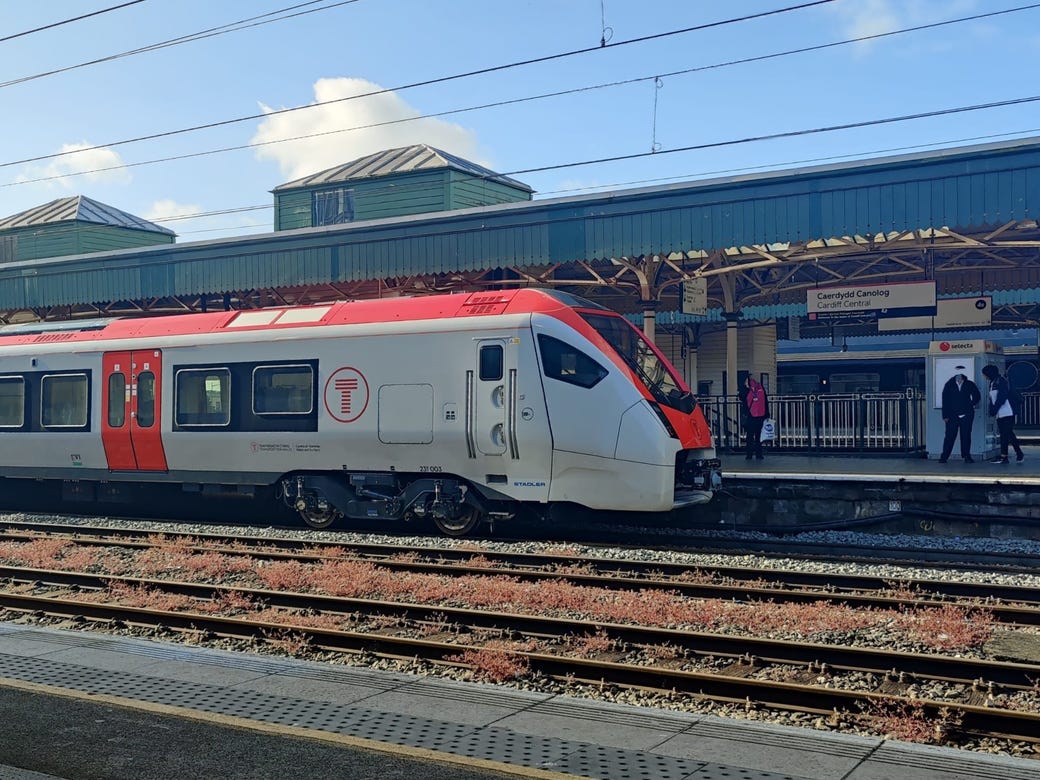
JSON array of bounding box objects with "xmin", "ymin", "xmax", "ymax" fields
[{"xmin": 981, "ymin": 364, "xmax": 1024, "ymax": 464}]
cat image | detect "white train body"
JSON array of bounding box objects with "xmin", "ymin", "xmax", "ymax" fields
[{"xmin": 0, "ymin": 290, "xmax": 720, "ymax": 534}]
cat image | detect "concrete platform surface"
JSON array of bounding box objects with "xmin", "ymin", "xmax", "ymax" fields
[
  {"xmin": 720, "ymin": 444, "xmax": 1040, "ymax": 485},
  {"xmin": 0, "ymin": 622, "xmax": 1036, "ymax": 780}
]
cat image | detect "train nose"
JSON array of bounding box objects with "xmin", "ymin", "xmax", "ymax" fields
[{"xmin": 615, "ymin": 402, "xmax": 674, "ymax": 465}]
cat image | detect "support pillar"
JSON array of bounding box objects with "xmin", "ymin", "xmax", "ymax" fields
[
  {"xmin": 724, "ymin": 311, "xmax": 741, "ymax": 397},
  {"xmin": 641, "ymin": 300, "xmax": 657, "ymax": 341},
  {"xmin": 720, "ymin": 274, "xmax": 738, "ymax": 397}
]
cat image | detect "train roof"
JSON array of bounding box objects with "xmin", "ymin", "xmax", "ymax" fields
[{"xmin": 0, "ymin": 289, "xmax": 611, "ymax": 347}]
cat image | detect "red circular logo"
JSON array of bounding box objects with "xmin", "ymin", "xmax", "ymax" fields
[
  {"xmin": 324, "ymin": 367, "xmax": 369, "ymax": 423},
  {"xmin": 939, "ymin": 342, "xmax": 950, "ymax": 351}
]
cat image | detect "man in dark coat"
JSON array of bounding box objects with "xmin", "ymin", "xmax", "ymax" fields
[{"xmin": 939, "ymin": 370, "xmax": 981, "ymax": 463}]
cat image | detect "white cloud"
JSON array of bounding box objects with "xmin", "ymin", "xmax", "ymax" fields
[
  {"xmin": 251, "ymin": 77, "xmax": 488, "ymax": 182},
  {"xmin": 835, "ymin": 0, "xmax": 902, "ymax": 46},
  {"xmin": 14, "ymin": 143, "xmax": 130, "ymax": 188},
  {"xmin": 830, "ymin": 0, "xmax": 982, "ymax": 53}
]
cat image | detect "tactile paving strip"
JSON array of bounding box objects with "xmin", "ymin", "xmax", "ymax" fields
[
  {"xmin": 869, "ymin": 742, "xmax": 1037, "ymax": 780},
  {"xmin": 0, "ymin": 629, "xmax": 810, "ymax": 780}
]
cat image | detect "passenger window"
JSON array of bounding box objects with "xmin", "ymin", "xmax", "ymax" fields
[
  {"xmin": 0, "ymin": 376, "xmax": 25, "ymax": 428},
  {"xmin": 253, "ymin": 365, "xmax": 313, "ymax": 415},
  {"xmin": 537, "ymin": 335, "xmax": 608, "ymax": 389},
  {"xmin": 108, "ymin": 374, "xmax": 125, "ymax": 428},
  {"xmin": 175, "ymin": 368, "xmax": 231, "ymax": 426},
  {"xmin": 137, "ymin": 372, "xmax": 155, "ymax": 428},
  {"xmin": 479, "ymin": 345, "xmax": 503, "ymax": 381},
  {"xmin": 42, "ymin": 374, "xmax": 89, "ymax": 428}
]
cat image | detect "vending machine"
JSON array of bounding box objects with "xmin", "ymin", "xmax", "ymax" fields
[{"xmin": 926, "ymin": 340, "xmax": 1004, "ymax": 460}]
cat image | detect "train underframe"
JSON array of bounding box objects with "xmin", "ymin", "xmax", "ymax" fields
[
  {"xmin": 280, "ymin": 450, "xmax": 722, "ymax": 536},
  {"xmin": 23, "ymin": 450, "xmax": 721, "ymax": 537},
  {"xmin": 278, "ymin": 472, "xmax": 513, "ymax": 536}
]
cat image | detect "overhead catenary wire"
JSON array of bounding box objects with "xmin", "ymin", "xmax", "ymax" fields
[
  {"xmin": 0, "ymin": 0, "xmax": 360, "ymax": 91},
  {"xmin": 0, "ymin": 0, "xmax": 147, "ymax": 44},
  {"xmin": 0, "ymin": 0, "xmax": 838, "ymax": 170},
  {"xmin": 536, "ymin": 128, "xmax": 1040, "ymax": 197},
  {"xmin": 501, "ymin": 93, "xmax": 1040, "ymax": 178},
  {"xmin": 6, "ymin": 2, "xmax": 1036, "ymax": 193},
  {"xmin": 4, "ymin": 3, "xmax": 1036, "ymax": 241}
]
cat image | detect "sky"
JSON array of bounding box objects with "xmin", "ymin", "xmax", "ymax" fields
[{"xmin": 0, "ymin": 0, "xmax": 1037, "ymax": 242}]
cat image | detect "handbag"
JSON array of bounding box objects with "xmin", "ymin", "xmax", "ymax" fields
[{"xmin": 760, "ymin": 418, "xmax": 776, "ymax": 442}]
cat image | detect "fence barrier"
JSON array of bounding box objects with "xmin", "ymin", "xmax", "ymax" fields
[{"xmin": 700, "ymin": 391, "xmax": 1039, "ymax": 454}]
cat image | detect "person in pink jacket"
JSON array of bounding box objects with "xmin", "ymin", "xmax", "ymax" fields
[{"xmin": 742, "ymin": 376, "xmax": 769, "ymax": 461}]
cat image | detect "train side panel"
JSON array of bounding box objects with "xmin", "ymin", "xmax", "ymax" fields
[
  {"xmin": 0, "ymin": 350, "xmax": 108, "ymax": 476},
  {"xmin": 147, "ymin": 319, "xmax": 553, "ymax": 502}
]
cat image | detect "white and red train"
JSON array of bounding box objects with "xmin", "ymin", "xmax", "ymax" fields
[{"xmin": 0, "ymin": 289, "xmax": 720, "ymax": 535}]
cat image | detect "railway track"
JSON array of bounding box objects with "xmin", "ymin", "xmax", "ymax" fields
[
  {"xmin": 1, "ymin": 563, "xmax": 1039, "ymax": 747},
  {"xmin": 3, "ymin": 516, "xmax": 1040, "ymax": 747},
  {"xmin": 2, "ymin": 519, "xmax": 1039, "ymax": 625},
  {"xmin": 6, "ymin": 511, "xmax": 1040, "ymax": 574}
]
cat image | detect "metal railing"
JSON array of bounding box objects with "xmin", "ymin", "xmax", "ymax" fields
[
  {"xmin": 1020, "ymin": 390, "xmax": 1040, "ymax": 429},
  {"xmin": 701, "ymin": 390, "xmax": 1040, "ymax": 454}
]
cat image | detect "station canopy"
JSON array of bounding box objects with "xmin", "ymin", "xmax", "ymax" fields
[{"xmin": 0, "ymin": 136, "xmax": 1035, "ymax": 335}]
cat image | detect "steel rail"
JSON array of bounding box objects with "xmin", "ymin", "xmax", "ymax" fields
[
  {"xmin": 1, "ymin": 565, "xmax": 1037, "ymax": 689},
  {"xmin": 4, "ymin": 520, "xmax": 1037, "ymax": 599},
  {"xmin": 0, "ymin": 582, "xmax": 1037, "ymax": 745},
  {"xmin": 6, "ymin": 515, "xmax": 1040, "ymax": 576},
  {"xmin": 2, "ymin": 523, "xmax": 1039, "ymax": 624}
]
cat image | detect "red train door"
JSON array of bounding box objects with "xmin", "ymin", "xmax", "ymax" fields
[{"xmin": 101, "ymin": 350, "xmax": 168, "ymax": 471}]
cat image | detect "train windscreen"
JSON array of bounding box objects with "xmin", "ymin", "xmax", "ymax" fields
[{"xmin": 580, "ymin": 313, "xmax": 694, "ymax": 412}]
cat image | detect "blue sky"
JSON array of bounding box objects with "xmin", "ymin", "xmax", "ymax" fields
[{"xmin": 1, "ymin": 0, "xmax": 1037, "ymax": 240}]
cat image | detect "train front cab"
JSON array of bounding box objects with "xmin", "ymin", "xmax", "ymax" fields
[{"xmin": 532, "ymin": 305, "xmax": 721, "ymax": 514}]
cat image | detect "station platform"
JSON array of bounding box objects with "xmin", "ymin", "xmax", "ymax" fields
[
  {"xmin": 0, "ymin": 622, "xmax": 1036, "ymax": 780},
  {"xmin": 696, "ymin": 445, "xmax": 1040, "ymax": 535},
  {"xmin": 719, "ymin": 445, "xmax": 1040, "ymax": 486}
]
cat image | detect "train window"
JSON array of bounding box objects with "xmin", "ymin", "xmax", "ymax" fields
[
  {"xmin": 0, "ymin": 376, "xmax": 25, "ymax": 428},
  {"xmin": 479, "ymin": 345, "xmax": 503, "ymax": 381},
  {"xmin": 252, "ymin": 365, "xmax": 313, "ymax": 415},
  {"xmin": 580, "ymin": 313, "xmax": 684, "ymax": 404},
  {"xmin": 175, "ymin": 368, "xmax": 231, "ymax": 427},
  {"xmin": 42, "ymin": 373, "xmax": 88, "ymax": 428},
  {"xmin": 537, "ymin": 335, "xmax": 607, "ymax": 389},
  {"xmin": 137, "ymin": 372, "xmax": 156, "ymax": 428},
  {"xmin": 108, "ymin": 374, "xmax": 125, "ymax": 427}
]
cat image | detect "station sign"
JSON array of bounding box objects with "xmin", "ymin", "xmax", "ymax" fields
[
  {"xmin": 806, "ymin": 280, "xmax": 936, "ymax": 319},
  {"xmin": 878, "ymin": 296, "xmax": 991, "ymax": 332},
  {"xmin": 681, "ymin": 278, "xmax": 707, "ymax": 315}
]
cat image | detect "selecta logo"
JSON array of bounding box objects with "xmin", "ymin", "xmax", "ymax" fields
[{"xmin": 939, "ymin": 342, "xmax": 950, "ymax": 351}]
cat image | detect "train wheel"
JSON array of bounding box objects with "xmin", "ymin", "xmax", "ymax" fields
[
  {"xmin": 433, "ymin": 506, "xmax": 482, "ymax": 537},
  {"xmin": 299, "ymin": 506, "xmax": 342, "ymax": 530}
]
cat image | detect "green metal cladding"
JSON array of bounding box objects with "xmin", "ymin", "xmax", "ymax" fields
[
  {"xmin": 272, "ymin": 144, "xmax": 533, "ymax": 230},
  {"xmin": 0, "ymin": 137, "xmax": 1036, "ymax": 310}
]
